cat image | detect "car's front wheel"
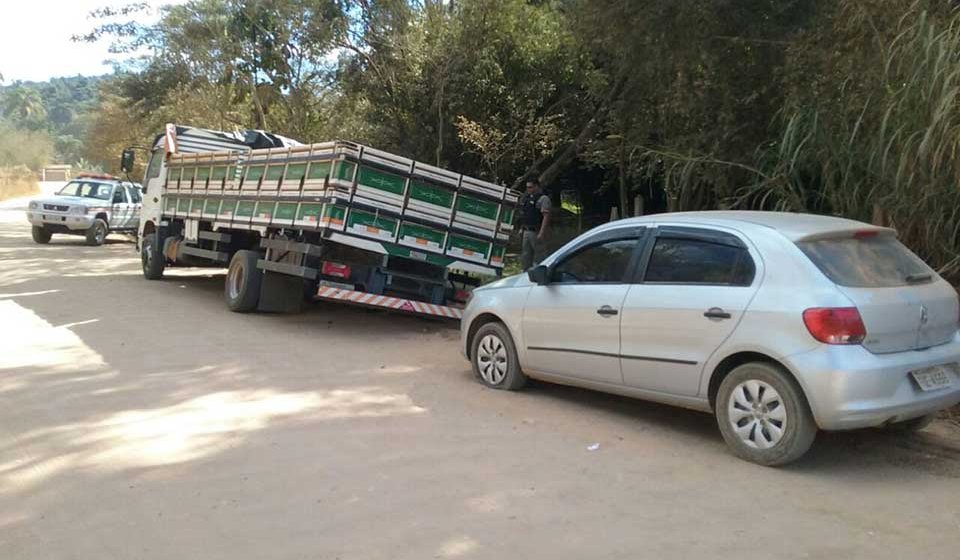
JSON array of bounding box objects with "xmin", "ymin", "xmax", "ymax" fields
[
  {"xmin": 85, "ymin": 219, "xmax": 108, "ymax": 246},
  {"xmin": 716, "ymin": 362, "xmax": 817, "ymax": 466},
  {"xmin": 31, "ymin": 226, "xmax": 52, "ymax": 244},
  {"xmin": 471, "ymin": 322, "xmax": 527, "ymax": 391}
]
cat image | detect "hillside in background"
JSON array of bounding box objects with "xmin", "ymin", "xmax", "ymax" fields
[{"xmin": 0, "ymin": 74, "xmax": 108, "ymax": 167}]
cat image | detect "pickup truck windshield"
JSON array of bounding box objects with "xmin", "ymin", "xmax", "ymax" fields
[{"xmin": 57, "ymin": 181, "xmax": 114, "ymax": 200}]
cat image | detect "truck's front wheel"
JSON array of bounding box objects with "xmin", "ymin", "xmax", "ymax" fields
[
  {"xmin": 141, "ymin": 232, "xmax": 165, "ymax": 280},
  {"xmin": 225, "ymin": 250, "xmax": 262, "ymax": 312}
]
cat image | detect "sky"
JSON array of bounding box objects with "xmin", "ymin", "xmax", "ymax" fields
[{"xmin": 0, "ymin": 0, "xmax": 186, "ymax": 83}]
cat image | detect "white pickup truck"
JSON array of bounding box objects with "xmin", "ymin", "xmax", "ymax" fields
[{"xmin": 26, "ymin": 174, "xmax": 143, "ymax": 246}]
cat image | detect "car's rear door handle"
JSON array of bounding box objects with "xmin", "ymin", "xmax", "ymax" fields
[
  {"xmin": 704, "ymin": 307, "xmax": 732, "ymax": 320},
  {"xmin": 597, "ymin": 305, "xmax": 619, "ymax": 317}
]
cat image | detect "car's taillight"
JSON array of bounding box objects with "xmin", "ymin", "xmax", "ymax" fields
[
  {"xmin": 803, "ymin": 307, "xmax": 866, "ymax": 345},
  {"xmin": 321, "ymin": 261, "xmax": 351, "ymax": 279}
]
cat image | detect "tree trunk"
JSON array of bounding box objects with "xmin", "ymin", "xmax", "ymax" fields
[
  {"xmin": 251, "ymin": 77, "xmax": 267, "ymax": 129},
  {"xmin": 533, "ymin": 74, "xmax": 628, "ymax": 188},
  {"xmin": 618, "ymin": 139, "xmax": 629, "ymax": 218}
]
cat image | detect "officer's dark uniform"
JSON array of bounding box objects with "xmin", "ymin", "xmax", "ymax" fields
[
  {"xmin": 519, "ymin": 190, "xmax": 548, "ymax": 270},
  {"xmin": 520, "ymin": 192, "xmax": 545, "ymax": 231}
]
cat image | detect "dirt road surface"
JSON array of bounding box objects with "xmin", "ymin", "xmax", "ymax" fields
[{"xmin": 1, "ymin": 196, "xmax": 959, "ymax": 559}]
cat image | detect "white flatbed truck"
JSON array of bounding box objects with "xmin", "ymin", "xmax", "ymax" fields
[{"xmin": 127, "ymin": 125, "xmax": 517, "ymax": 318}]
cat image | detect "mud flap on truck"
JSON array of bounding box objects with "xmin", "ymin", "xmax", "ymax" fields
[
  {"xmin": 254, "ymin": 237, "xmax": 323, "ymax": 313},
  {"xmin": 258, "ymin": 271, "xmax": 306, "ymax": 313}
]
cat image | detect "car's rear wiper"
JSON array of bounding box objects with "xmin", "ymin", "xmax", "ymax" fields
[{"xmin": 905, "ymin": 273, "xmax": 932, "ymax": 284}]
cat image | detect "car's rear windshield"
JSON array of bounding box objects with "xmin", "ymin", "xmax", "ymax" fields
[
  {"xmin": 57, "ymin": 181, "xmax": 113, "ymax": 200},
  {"xmin": 797, "ymin": 234, "xmax": 934, "ymax": 288}
]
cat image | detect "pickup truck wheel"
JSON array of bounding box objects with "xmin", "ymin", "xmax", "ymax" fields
[
  {"xmin": 31, "ymin": 226, "xmax": 52, "ymax": 244},
  {"xmin": 225, "ymin": 250, "xmax": 262, "ymax": 312},
  {"xmin": 471, "ymin": 322, "xmax": 527, "ymax": 391},
  {"xmin": 85, "ymin": 219, "xmax": 108, "ymax": 246},
  {"xmin": 716, "ymin": 362, "xmax": 817, "ymax": 466},
  {"xmin": 141, "ymin": 233, "xmax": 165, "ymax": 280}
]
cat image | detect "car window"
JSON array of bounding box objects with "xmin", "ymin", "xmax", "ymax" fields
[
  {"xmin": 552, "ymin": 239, "xmax": 637, "ymax": 284},
  {"xmin": 797, "ymin": 235, "xmax": 932, "ymax": 287},
  {"xmin": 127, "ymin": 185, "xmax": 142, "ymax": 203},
  {"xmin": 57, "ymin": 181, "xmax": 114, "ymax": 200},
  {"xmin": 645, "ymin": 237, "xmax": 755, "ymax": 286},
  {"xmin": 112, "ymin": 187, "xmax": 127, "ymax": 204}
]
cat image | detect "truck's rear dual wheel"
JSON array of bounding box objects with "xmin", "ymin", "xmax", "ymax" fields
[{"xmin": 225, "ymin": 250, "xmax": 262, "ymax": 312}]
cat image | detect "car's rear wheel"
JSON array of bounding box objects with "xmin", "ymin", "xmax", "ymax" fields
[
  {"xmin": 471, "ymin": 322, "xmax": 527, "ymax": 391},
  {"xmin": 31, "ymin": 226, "xmax": 52, "ymax": 244},
  {"xmin": 141, "ymin": 232, "xmax": 165, "ymax": 280},
  {"xmin": 225, "ymin": 250, "xmax": 262, "ymax": 312},
  {"xmin": 716, "ymin": 362, "xmax": 817, "ymax": 466},
  {"xmin": 85, "ymin": 219, "xmax": 108, "ymax": 246}
]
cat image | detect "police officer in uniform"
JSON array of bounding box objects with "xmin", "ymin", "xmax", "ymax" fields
[{"xmin": 519, "ymin": 178, "xmax": 551, "ymax": 270}]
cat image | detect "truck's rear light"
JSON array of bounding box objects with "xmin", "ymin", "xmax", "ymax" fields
[
  {"xmin": 454, "ymin": 289, "xmax": 472, "ymax": 303},
  {"xmin": 321, "ymin": 261, "xmax": 351, "ymax": 279},
  {"xmin": 803, "ymin": 307, "xmax": 866, "ymax": 345}
]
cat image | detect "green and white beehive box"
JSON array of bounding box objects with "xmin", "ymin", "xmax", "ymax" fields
[
  {"xmin": 452, "ymin": 193, "xmax": 500, "ymax": 238},
  {"xmin": 398, "ymin": 221, "xmax": 447, "ymax": 254},
  {"xmin": 346, "ymin": 208, "xmax": 398, "ymax": 242},
  {"xmin": 446, "ymin": 232, "xmax": 492, "ymax": 264},
  {"xmin": 406, "ymin": 180, "xmax": 455, "ymax": 226}
]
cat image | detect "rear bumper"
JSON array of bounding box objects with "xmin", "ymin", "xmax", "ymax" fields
[
  {"xmin": 787, "ymin": 336, "xmax": 960, "ymax": 430},
  {"xmin": 26, "ymin": 211, "xmax": 95, "ymax": 231}
]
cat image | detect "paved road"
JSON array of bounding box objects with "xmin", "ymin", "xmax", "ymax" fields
[{"xmin": 1, "ymin": 199, "xmax": 959, "ymax": 559}]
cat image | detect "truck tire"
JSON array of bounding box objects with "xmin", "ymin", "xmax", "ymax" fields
[
  {"xmin": 31, "ymin": 226, "xmax": 52, "ymax": 244},
  {"xmin": 716, "ymin": 362, "xmax": 817, "ymax": 466},
  {"xmin": 85, "ymin": 219, "xmax": 108, "ymax": 246},
  {"xmin": 141, "ymin": 232, "xmax": 165, "ymax": 280},
  {"xmin": 225, "ymin": 250, "xmax": 262, "ymax": 312}
]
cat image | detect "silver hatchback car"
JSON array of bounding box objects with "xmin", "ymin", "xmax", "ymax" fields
[{"xmin": 461, "ymin": 211, "xmax": 960, "ymax": 465}]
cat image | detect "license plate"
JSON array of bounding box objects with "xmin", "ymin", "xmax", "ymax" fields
[{"xmin": 910, "ymin": 365, "xmax": 955, "ymax": 392}]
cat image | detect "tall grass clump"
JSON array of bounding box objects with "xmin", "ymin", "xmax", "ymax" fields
[{"xmin": 646, "ymin": 3, "xmax": 960, "ymax": 281}]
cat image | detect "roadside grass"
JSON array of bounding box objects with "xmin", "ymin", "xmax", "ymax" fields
[{"xmin": 0, "ymin": 166, "xmax": 38, "ymax": 201}]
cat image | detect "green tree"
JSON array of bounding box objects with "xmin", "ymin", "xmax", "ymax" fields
[{"xmin": 1, "ymin": 86, "xmax": 48, "ymax": 130}]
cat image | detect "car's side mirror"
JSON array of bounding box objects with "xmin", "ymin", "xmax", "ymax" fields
[
  {"xmin": 528, "ymin": 265, "xmax": 550, "ymax": 285},
  {"xmin": 120, "ymin": 149, "xmax": 135, "ymax": 173}
]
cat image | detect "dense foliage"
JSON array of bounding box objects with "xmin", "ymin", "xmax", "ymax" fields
[
  {"xmin": 0, "ymin": 75, "xmax": 106, "ymax": 167},
  {"xmin": 8, "ymin": 0, "xmax": 960, "ymax": 278}
]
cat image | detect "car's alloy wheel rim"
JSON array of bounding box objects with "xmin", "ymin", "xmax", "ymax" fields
[
  {"xmin": 95, "ymin": 224, "xmax": 106, "ymax": 244},
  {"xmin": 227, "ymin": 263, "xmax": 244, "ymax": 300},
  {"xmin": 477, "ymin": 334, "xmax": 508, "ymax": 385},
  {"xmin": 728, "ymin": 380, "xmax": 786, "ymax": 449}
]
